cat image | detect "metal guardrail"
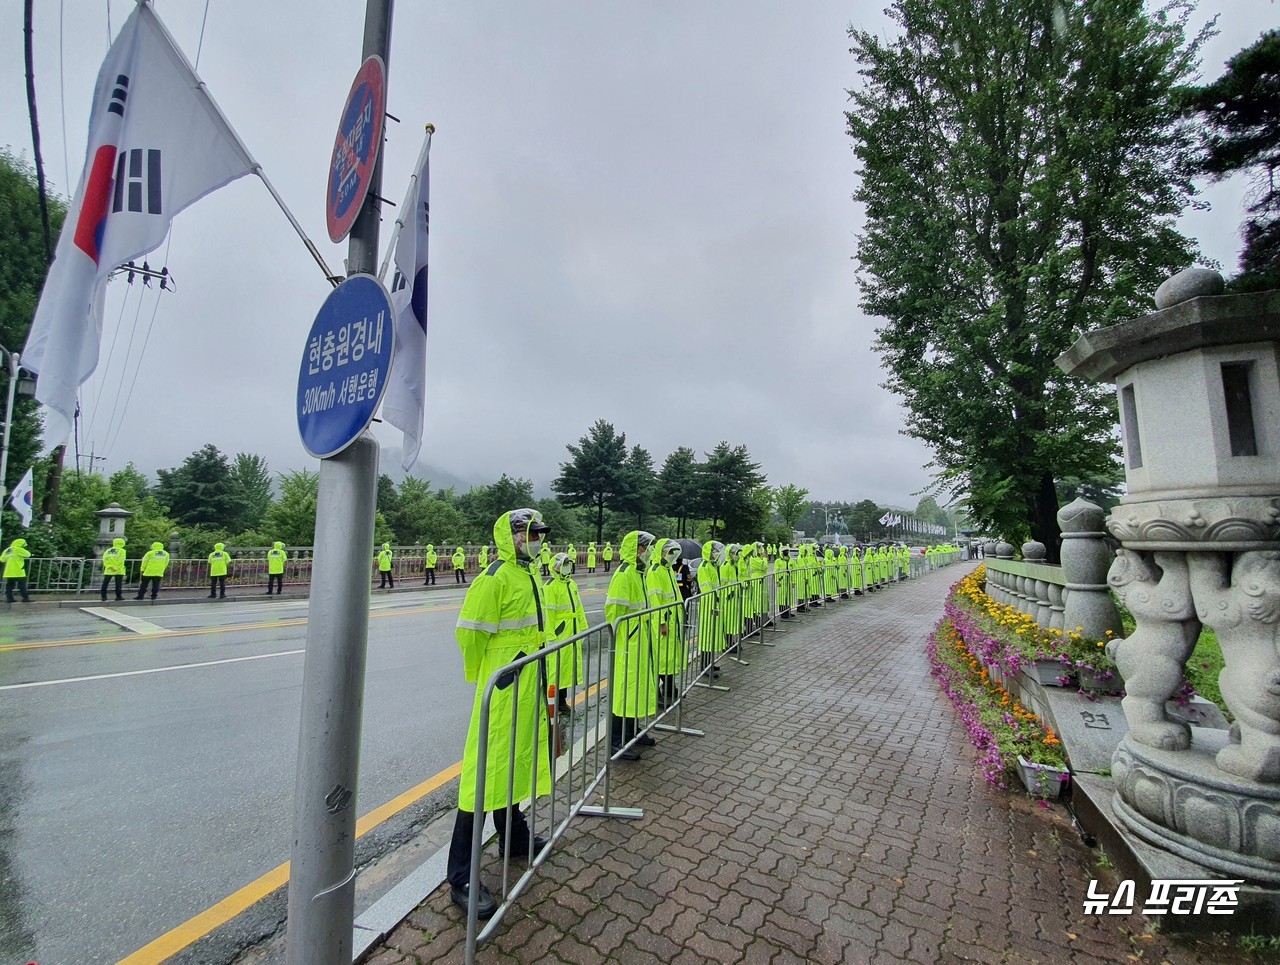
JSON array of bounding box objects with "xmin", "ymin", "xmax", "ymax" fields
[{"xmin": 459, "ymin": 551, "xmax": 972, "ymax": 960}]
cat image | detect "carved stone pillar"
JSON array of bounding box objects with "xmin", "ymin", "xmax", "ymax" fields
[{"xmin": 1058, "ymin": 269, "xmax": 1280, "ymax": 882}]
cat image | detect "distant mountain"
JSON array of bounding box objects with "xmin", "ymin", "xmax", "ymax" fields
[{"xmin": 376, "ymin": 444, "xmax": 488, "ymax": 493}]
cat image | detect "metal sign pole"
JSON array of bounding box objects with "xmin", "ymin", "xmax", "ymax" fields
[{"xmin": 286, "ymin": 2, "xmax": 393, "ymax": 963}]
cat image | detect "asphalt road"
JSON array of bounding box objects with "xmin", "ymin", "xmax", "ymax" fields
[{"xmin": 0, "ymin": 576, "xmax": 610, "ymax": 965}]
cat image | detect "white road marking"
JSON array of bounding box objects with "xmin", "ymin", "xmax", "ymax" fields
[
  {"xmin": 80, "ymin": 607, "xmax": 169, "ymax": 635},
  {"xmin": 0, "ymin": 649, "xmax": 306, "ymax": 691}
]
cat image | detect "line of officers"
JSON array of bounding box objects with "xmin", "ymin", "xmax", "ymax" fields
[{"xmin": 443, "ymin": 508, "xmax": 928, "ymax": 917}]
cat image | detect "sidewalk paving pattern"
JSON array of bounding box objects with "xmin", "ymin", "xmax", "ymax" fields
[{"xmin": 358, "ymin": 563, "xmax": 1267, "ymax": 965}]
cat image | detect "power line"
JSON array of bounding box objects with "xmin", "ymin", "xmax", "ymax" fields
[
  {"xmin": 97, "ymin": 276, "xmax": 150, "ymax": 453},
  {"xmin": 104, "ymin": 261, "xmax": 167, "ymax": 459},
  {"xmin": 85, "ymin": 280, "xmax": 134, "ymax": 440}
]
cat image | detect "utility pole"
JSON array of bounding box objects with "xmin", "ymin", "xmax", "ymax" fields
[{"xmin": 285, "ymin": 3, "xmax": 392, "ymax": 964}]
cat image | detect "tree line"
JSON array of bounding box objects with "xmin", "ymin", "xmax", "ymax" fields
[{"xmin": 4, "ymin": 422, "xmax": 954, "ymax": 559}]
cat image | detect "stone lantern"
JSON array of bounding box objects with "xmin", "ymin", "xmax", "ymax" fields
[
  {"xmin": 1058, "ymin": 269, "xmax": 1280, "ymax": 884},
  {"xmin": 94, "ymin": 502, "xmax": 134, "ymax": 556}
]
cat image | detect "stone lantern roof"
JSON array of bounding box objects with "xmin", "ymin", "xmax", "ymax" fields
[{"xmin": 95, "ymin": 502, "xmax": 134, "ymax": 521}]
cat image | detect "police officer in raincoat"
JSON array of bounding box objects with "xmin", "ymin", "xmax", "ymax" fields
[
  {"xmin": 586, "ymin": 541, "xmax": 597, "ymax": 573},
  {"xmin": 423, "ymin": 543, "xmax": 438, "ymax": 585},
  {"xmin": 376, "ymin": 543, "xmax": 394, "ymax": 589},
  {"xmin": 2, "ymin": 538, "xmax": 32, "ymax": 603},
  {"xmin": 543, "ymin": 552, "xmax": 586, "ymax": 717},
  {"xmin": 697, "ymin": 541, "xmax": 726, "ymax": 675},
  {"xmin": 101, "ymin": 537, "xmax": 127, "ymax": 601},
  {"xmin": 447, "ymin": 509, "xmax": 554, "ymax": 918},
  {"xmin": 606, "ymin": 530, "xmax": 657, "ymax": 760},
  {"xmin": 602, "ymin": 541, "xmax": 614, "ymax": 572},
  {"xmin": 452, "ymin": 544, "xmax": 467, "ymax": 584},
  {"xmin": 208, "ymin": 542, "xmax": 231, "ymax": 599},
  {"xmin": 647, "ymin": 538, "xmax": 686, "ymax": 707},
  {"xmin": 135, "ymin": 542, "xmax": 169, "ymax": 600},
  {"xmin": 267, "ymin": 541, "xmax": 287, "ymax": 594}
]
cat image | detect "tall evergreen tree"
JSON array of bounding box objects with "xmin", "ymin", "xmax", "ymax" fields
[
  {"xmin": 847, "ymin": 0, "xmax": 1208, "ymax": 556},
  {"xmin": 552, "ymin": 420, "xmax": 629, "ymax": 542},
  {"xmin": 656, "ymin": 446, "xmax": 700, "ymax": 537},
  {"xmin": 229, "ymin": 453, "xmax": 272, "ymax": 531},
  {"xmin": 1183, "ymin": 29, "xmax": 1280, "ymax": 291},
  {"xmin": 696, "ymin": 442, "xmax": 765, "ymax": 539},
  {"xmin": 154, "ymin": 444, "xmax": 242, "ymax": 527}
]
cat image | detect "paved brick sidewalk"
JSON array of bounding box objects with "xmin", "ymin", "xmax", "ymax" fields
[{"xmin": 361, "ymin": 563, "xmax": 1268, "ymax": 965}]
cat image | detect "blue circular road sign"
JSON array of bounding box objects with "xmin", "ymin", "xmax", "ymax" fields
[{"xmin": 297, "ymin": 274, "xmax": 394, "ymax": 459}]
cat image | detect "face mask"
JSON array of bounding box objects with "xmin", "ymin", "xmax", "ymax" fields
[
  {"xmin": 526, "ymin": 538, "xmax": 543, "ymax": 559},
  {"xmin": 637, "ymin": 544, "xmax": 652, "ymax": 565}
]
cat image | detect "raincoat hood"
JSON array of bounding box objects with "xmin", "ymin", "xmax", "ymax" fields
[
  {"xmin": 273, "ymin": 541, "xmax": 284, "ymax": 550},
  {"xmin": 653, "ymin": 537, "xmax": 675, "ymax": 567},
  {"xmin": 426, "ymin": 543, "xmax": 434, "ymax": 552},
  {"xmin": 494, "ymin": 508, "xmax": 550, "ymax": 564},
  {"xmin": 703, "ymin": 540, "xmax": 725, "ymax": 564},
  {"xmin": 11, "ymin": 538, "xmax": 25, "ymax": 549},
  {"xmin": 620, "ymin": 531, "xmax": 639, "ymax": 566},
  {"xmin": 214, "ymin": 543, "xmax": 225, "ymax": 552},
  {"xmin": 382, "ymin": 543, "xmax": 390, "ymax": 551},
  {"xmin": 551, "ymin": 552, "xmax": 573, "ymax": 580},
  {"xmin": 113, "ymin": 538, "xmax": 126, "ymax": 549},
  {"xmin": 151, "ymin": 542, "xmax": 164, "ymax": 552}
]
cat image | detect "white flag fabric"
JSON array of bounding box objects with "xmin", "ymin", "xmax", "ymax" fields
[
  {"xmin": 23, "ymin": 2, "xmax": 255, "ymax": 452},
  {"xmin": 879, "ymin": 512, "xmax": 890, "ymax": 526},
  {"xmin": 383, "ymin": 133, "xmax": 432, "ymax": 471},
  {"xmin": 9, "ymin": 468, "xmax": 34, "ymax": 528}
]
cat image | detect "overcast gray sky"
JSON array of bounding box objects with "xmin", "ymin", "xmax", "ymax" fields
[{"xmin": 1, "ymin": 0, "xmax": 1269, "ymax": 505}]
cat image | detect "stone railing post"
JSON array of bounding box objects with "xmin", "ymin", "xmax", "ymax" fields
[
  {"xmin": 1057, "ymin": 499, "xmax": 1121, "ymax": 641},
  {"xmin": 1022, "ymin": 541, "xmax": 1054, "ymax": 628}
]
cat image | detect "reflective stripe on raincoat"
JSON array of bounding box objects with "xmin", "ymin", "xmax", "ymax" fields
[{"xmin": 455, "ymin": 513, "xmax": 552, "ymax": 813}]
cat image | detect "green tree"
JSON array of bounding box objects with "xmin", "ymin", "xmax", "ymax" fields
[
  {"xmin": 847, "ymin": 0, "xmax": 1207, "ymax": 558},
  {"xmin": 846, "ymin": 499, "xmax": 886, "ymax": 541},
  {"xmin": 619, "ymin": 444, "xmax": 658, "ymax": 528},
  {"xmin": 154, "ymin": 444, "xmax": 242, "ymax": 527},
  {"xmin": 108, "ymin": 463, "xmax": 149, "ymax": 508},
  {"xmin": 695, "ymin": 442, "xmax": 765, "ymax": 539},
  {"xmin": 261, "ymin": 469, "xmax": 319, "ymax": 546},
  {"xmin": 460, "ymin": 474, "xmax": 536, "ymax": 539},
  {"xmin": 229, "ymin": 453, "xmax": 273, "ymax": 531},
  {"xmin": 1183, "ymin": 29, "xmax": 1280, "ymax": 292},
  {"xmin": 772, "ymin": 484, "xmax": 810, "ymax": 533},
  {"xmin": 656, "ymin": 446, "xmax": 700, "ymax": 537},
  {"xmin": 552, "ymin": 420, "xmax": 629, "ymax": 542},
  {"xmin": 1, "ymin": 151, "xmax": 66, "ymax": 497}
]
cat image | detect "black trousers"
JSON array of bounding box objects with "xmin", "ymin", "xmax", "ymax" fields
[
  {"xmin": 379, "ymin": 570, "xmax": 394, "ymax": 588},
  {"xmin": 136, "ymin": 576, "xmax": 161, "ymax": 599},
  {"xmin": 424, "ymin": 567, "xmax": 436, "ymax": 585},
  {"xmin": 455, "ymin": 568, "xmax": 465, "ymax": 584},
  {"xmin": 603, "ymin": 560, "xmax": 610, "ymax": 571},
  {"xmin": 446, "ymin": 806, "xmax": 529, "ymax": 887},
  {"xmin": 100, "ymin": 575, "xmax": 123, "ymax": 600},
  {"xmin": 210, "ymin": 576, "xmax": 227, "ymax": 597},
  {"xmin": 5, "ymin": 577, "xmax": 30, "ymax": 602},
  {"xmin": 267, "ymin": 573, "xmax": 283, "ymax": 594}
]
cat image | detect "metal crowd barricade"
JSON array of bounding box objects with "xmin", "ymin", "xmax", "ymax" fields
[{"xmin": 14, "ymin": 557, "xmax": 89, "ymax": 595}]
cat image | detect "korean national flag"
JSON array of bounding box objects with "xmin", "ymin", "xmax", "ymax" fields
[
  {"xmin": 9, "ymin": 468, "xmax": 34, "ymax": 529},
  {"xmin": 383, "ymin": 133, "xmax": 432, "ymax": 471},
  {"xmin": 23, "ymin": 3, "xmax": 255, "ymax": 452}
]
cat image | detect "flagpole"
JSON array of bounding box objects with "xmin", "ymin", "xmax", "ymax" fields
[
  {"xmin": 139, "ymin": 1, "xmax": 342, "ymax": 287},
  {"xmin": 377, "ymin": 123, "xmax": 434, "ymax": 283}
]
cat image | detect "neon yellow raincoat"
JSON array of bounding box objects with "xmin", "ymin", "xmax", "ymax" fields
[
  {"xmin": 102, "ymin": 538, "xmax": 127, "ymax": 576},
  {"xmin": 209, "ymin": 543, "xmax": 230, "ymax": 578},
  {"xmin": 268, "ymin": 542, "xmax": 287, "ymax": 574},
  {"xmin": 455, "ymin": 513, "xmax": 552, "ymax": 813},
  {"xmin": 605, "ymin": 531, "xmax": 656, "ymax": 718},
  {"xmin": 647, "ymin": 538, "xmax": 686, "ymax": 674},
  {"xmin": 543, "ymin": 556, "xmax": 586, "ymax": 688},
  {"xmin": 2, "ymin": 538, "xmax": 30, "ymax": 578},
  {"xmin": 697, "ymin": 542, "xmax": 724, "ymax": 653}
]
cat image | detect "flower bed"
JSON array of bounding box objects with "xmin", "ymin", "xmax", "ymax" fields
[
  {"xmin": 928, "ymin": 609, "xmax": 1066, "ymax": 791},
  {"xmin": 949, "ymin": 565, "xmax": 1120, "ymax": 692}
]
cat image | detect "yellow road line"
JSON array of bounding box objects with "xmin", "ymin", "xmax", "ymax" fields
[
  {"xmin": 118, "ymin": 677, "xmax": 613, "ymax": 964},
  {"xmin": 117, "ymin": 761, "xmax": 464, "ymax": 965},
  {"xmin": 5, "ymin": 603, "xmax": 460, "ymax": 654}
]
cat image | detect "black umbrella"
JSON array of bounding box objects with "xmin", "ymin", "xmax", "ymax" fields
[{"xmin": 676, "ymin": 538, "xmax": 702, "ymax": 564}]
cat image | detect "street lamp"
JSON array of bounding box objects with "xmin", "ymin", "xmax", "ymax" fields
[{"xmin": 0, "ymin": 344, "xmax": 38, "ymax": 548}]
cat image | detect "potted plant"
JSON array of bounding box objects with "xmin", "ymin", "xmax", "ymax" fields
[{"xmin": 1016, "ymin": 753, "xmax": 1070, "ymax": 798}]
